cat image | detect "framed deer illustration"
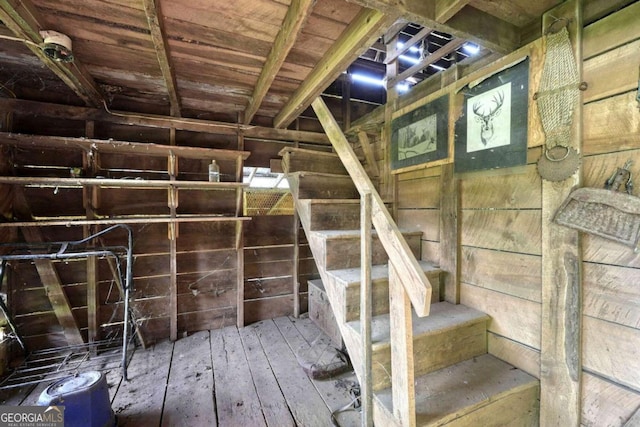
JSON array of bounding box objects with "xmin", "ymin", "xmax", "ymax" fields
[
  {"xmin": 454, "ymin": 57, "xmax": 529, "ymax": 173},
  {"xmin": 390, "ymin": 94, "xmax": 449, "ymax": 171}
]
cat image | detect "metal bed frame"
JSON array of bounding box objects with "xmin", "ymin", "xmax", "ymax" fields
[{"xmin": 0, "ymin": 224, "xmax": 135, "ymax": 388}]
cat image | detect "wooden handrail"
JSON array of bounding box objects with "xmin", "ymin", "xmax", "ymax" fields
[{"xmin": 311, "ymin": 97, "xmax": 432, "ymax": 317}]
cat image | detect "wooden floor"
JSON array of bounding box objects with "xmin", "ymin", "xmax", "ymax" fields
[{"xmin": 2, "ymin": 315, "xmax": 361, "ymax": 427}]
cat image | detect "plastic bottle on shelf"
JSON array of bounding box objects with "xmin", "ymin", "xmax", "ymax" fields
[{"xmin": 208, "ymin": 160, "xmax": 220, "ymax": 182}]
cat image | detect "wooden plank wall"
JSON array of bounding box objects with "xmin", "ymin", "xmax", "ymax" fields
[
  {"xmin": 390, "ymin": 3, "xmax": 640, "ymax": 425},
  {"xmin": 2, "ymin": 119, "xmax": 313, "ymax": 348},
  {"xmin": 243, "ymin": 216, "xmax": 315, "ymax": 325}
]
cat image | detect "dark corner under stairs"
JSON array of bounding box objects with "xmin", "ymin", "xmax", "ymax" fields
[{"xmin": 280, "ymin": 146, "xmax": 539, "ymax": 426}]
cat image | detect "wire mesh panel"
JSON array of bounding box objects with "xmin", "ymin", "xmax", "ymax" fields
[{"xmin": 244, "ymin": 190, "xmax": 293, "ymax": 216}]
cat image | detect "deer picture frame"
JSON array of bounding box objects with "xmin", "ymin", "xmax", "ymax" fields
[
  {"xmin": 390, "ymin": 94, "xmax": 449, "ymax": 171},
  {"xmin": 454, "ymin": 57, "xmax": 529, "ymax": 173}
]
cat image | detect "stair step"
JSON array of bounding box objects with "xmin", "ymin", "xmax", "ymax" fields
[
  {"xmin": 287, "ymin": 172, "xmax": 358, "ymax": 200},
  {"xmin": 326, "ymin": 261, "xmax": 442, "ymax": 322},
  {"xmin": 299, "ymin": 199, "xmax": 362, "ymax": 230},
  {"xmin": 373, "ymin": 354, "xmax": 539, "ymax": 426},
  {"xmin": 309, "ymin": 229, "xmax": 422, "ymax": 270},
  {"xmin": 348, "ymin": 302, "xmax": 489, "ymax": 391},
  {"xmin": 279, "ymin": 147, "xmax": 348, "ymax": 175},
  {"xmin": 308, "ymin": 279, "xmax": 343, "ymax": 347}
]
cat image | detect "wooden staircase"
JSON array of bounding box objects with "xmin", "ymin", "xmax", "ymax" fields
[{"xmin": 281, "ymin": 139, "xmax": 539, "ymax": 425}]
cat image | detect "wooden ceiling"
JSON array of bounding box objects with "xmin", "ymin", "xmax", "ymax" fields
[{"xmin": 0, "ymin": 0, "xmax": 634, "ymax": 131}]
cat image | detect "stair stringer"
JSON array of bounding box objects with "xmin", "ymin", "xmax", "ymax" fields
[{"xmin": 298, "ymin": 202, "xmax": 367, "ymax": 384}]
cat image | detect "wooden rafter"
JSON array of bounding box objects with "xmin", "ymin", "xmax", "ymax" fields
[
  {"xmin": 273, "ymin": 8, "xmax": 400, "ymax": 129},
  {"xmin": 0, "ymin": 98, "xmax": 330, "ymax": 145},
  {"xmin": 384, "ymin": 25, "xmax": 432, "ymax": 64},
  {"xmin": 389, "ymin": 37, "xmax": 465, "ymax": 86},
  {"xmin": 345, "ymin": 0, "xmax": 519, "ymax": 54},
  {"xmin": 0, "ymin": 0, "xmax": 103, "ymax": 107},
  {"xmin": 244, "ymin": 0, "xmax": 316, "ymax": 125},
  {"xmin": 143, "ymin": 0, "xmax": 181, "ymax": 117}
]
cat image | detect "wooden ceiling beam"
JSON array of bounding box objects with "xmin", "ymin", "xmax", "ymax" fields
[
  {"xmin": 244, "ymin": 0, "xmax": 316, "ymax": 125},
  {"xmin": 273, "ymin": 8, "xmax": 400, "ymax": 129},
  {"xmin": 345, "ymin": 0, "xmax": 520, "ymax": 54},
  {"xmin": 143, "ymin": 0, "xmax": 181, "ymax": 117},
  {"xmin": 0, "ymin": 98, "xmax": 330, "ymax": 144},
  {"xmin": 0, "ymin": 0, "xmax": 103, "ymax": 107}
]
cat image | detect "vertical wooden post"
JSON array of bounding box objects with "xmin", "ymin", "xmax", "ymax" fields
[
  {"xmin": 342, "ymin": 71, "xmax": 351, "ymax": 131},
  {"xmin": 540, "ymin": 1, "xmax": 583, "ymax": 425},
  {"xmin": 168, "ymin": 152, "xmax": 179, "ymax": 341},
  {"xmin": 84, "ymin": 121, "xmax": 100, "ymax": 345},
  {"xmin": 292, "ymin": 210, "xmax": 300, "ymax": 318},
  {"xmin": 389, "ymin": 261, "xmax": 416, "ymax": 427},
  {"xmin": 236, "ymin": 113, "xmax": 245, "ymax": 328},
  {"xmin": 236, "ymin": 221, "xmax": 244, "ymax": 328},
  {"xmin": 360, "ymin": 192, "xmax": 373, "ymax": 427},
  {"xmin": 439, "ymin": 162, "xmax": 459, "ymax": 303},
  {"xmin": 384, "ymin": 32, "xmax": 400, "ymax": 206}
]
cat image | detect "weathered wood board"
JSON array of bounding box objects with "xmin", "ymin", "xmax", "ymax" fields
[
  {"xmin": 111, "ymin": 340, "xmax": 173, "ymax": 426},
  {"xmin": 161, "ymin": 331, "xmax": 216, "ymax": 426},
  {"xmin": 210, "ymin": 325, "xmax": 266, "ymax": 427}
]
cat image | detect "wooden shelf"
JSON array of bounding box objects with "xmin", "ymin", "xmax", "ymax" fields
[
  {"xmin": 0, "ymin": 132, "xmax": 251, "ymax": 161},
  {"xmin": 0, "ymin": 215, "xmax": 252, "ymax": 227},
  {"xmin": 0, "ymin": 176, "xmax": 248, "ymax": 190}
]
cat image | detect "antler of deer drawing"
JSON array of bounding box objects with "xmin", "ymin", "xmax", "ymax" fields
[{"xmin": 472, "ymin": 91, "xmax": 505, "ymax": 145}]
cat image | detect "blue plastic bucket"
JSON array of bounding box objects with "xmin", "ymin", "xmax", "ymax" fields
[{"xmin": 37, "ymin": 371, "xmax": 115, "ymax": 427}]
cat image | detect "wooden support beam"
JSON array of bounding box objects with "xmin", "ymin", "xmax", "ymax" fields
[
  {"xmin": 143, "ymin": 0, "xmax": 181, "ymax": 117},
  {"xmin": 385, "ymin": 31, "xmax": 399, "ymax": 207},
  {"xmin": 274, "ymin": 8, "xmax": 399, "ymax": 129},
  {"xmin": 439, "ymin": 163, "xmax": 459, "ymax": 303},
  {"xmin": 26, "ymin": 244, "xmax": 85, "ymax": 346},
  {"xmin": 0, "ymin": 0, "xmax": 103, "ymax": 107},
  {"xmin": 292, "ymin": 211, "xmax": 300, "ymax": 318},
  {"xmin": 0, "ymin": 175, "xmax": 248, "ymax": 190},
  {"xmin": 0, "ymin": 130, "xmax": 251, "ymax": 160},
  {"xmin": 0, "ymin": 216, "xmax": 252, "ymax": 228},
  {"xmin": 389, "ymin": 37, "xmax": 465, "ymax": 87},
  {"xmin": 168, "ymin": 153, "xmax": 178, "ymax": 341},
  {"xmin": 0, "ymin": 98, "xmax": 330, "ymax": 145},
  {"xmin": 235, "ymin": 121, "xmax": 245, "ymax": 328},
  {"xmin": 236, "ymin": 221, "xmax": 244, "ymax": 328},
  {"xmin": 540, "ymin": 1, "xmax": 583, "ymax": 425},
  {"xmin": 341, "ymin": 74, "xmax": 351, "ymax": 131},
  {"xmin": 84, "ymin": 122, "xmax": 100, "ymax": 345},
  {"xmin": 345, "ymin": 0, "xmax": 519, "ymax": 54},
  {"xmin": 357, "ymin": 131, "xmax": 380, "ymax": 178},
  {"xmin": 360, "ymin": 192, "xmax": 373, "ymax": 427},
  {"xmin": 244, "ymin": 0, "xmax": 315, "ymax": 124}
]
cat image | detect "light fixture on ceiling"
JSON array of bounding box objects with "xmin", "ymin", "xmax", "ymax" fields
[{"xmin": 39, "ymin": 30, "xmax": 74, "ymax": 63}]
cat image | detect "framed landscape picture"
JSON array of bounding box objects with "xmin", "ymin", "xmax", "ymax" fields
[
  {"xmin": 390, "ymin": 94, "xmax": 449, "ymax": 170},
  {"xmin": 454, "ymin": 57, "xmax": 529, "ymax": 173}
]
